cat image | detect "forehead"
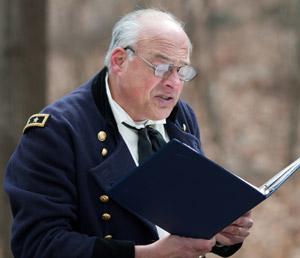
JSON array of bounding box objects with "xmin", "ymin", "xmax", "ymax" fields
[{"xmin": 136, "ymin": 20, "xmax": 190, "ymax": 64}]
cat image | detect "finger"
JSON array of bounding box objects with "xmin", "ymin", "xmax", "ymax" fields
[
  {"xmin": 219, "ymin": 232, "xmax": 247, "ymax": 244},
  {"xmin": 216, "ymin": 232, "xmax": 245, "ymax": 246},
  {"xmin": 221, "ymin": 225, "xmax": 250, "ymax": 237},
  {"xmin": 193, "ymin": 240, "xmax": 215, "ymax": 251},
  {"xmin": 220, "ymin": 227, "xmax": 250, "ymax": 242},
  {"xmin": 237, "ymin": 227, "xmax": 250, "ymax": 237},
  {"xmin": 232, "ymin": 210, "xmax": 252, "ymax": 224},
  {"xmin": 233, "ymin": 217, "xmax": 254, "ymax": 228},
  {"xmin": 193, "ymin": 237, "xmax": 216, "ymax": 253}
]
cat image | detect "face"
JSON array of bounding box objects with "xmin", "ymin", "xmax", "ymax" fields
[{"xmin": 109, "ymin": 20, "xmax": 191, "ymax": 122}]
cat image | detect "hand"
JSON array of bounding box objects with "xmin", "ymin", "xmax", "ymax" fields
[
  {"xmin": 135, "ymin": 234, "xmax": 216, "ymax": 258},
  {"xmin": 216, "ymin": 211, "xmax": 253, "ymax": 246}
]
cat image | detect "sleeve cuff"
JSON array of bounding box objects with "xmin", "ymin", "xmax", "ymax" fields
[
  {"xmin": 211, "ymin": 242, "xmax": 243, "ymax": 257},
  {"xmin": 92, "ymin": 238, "xmax": 135, "ymax": 258}
]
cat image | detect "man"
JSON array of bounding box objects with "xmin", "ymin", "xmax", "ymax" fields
[{"xmin": 5, "ymin": 9, "xmax": 253, "ymax": 258}]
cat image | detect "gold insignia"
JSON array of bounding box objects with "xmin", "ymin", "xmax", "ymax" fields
[{"xmin": 23, "ymin": 114, "xmax": 50, "ymax": 133}]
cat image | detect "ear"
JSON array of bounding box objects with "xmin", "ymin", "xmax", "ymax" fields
[{"xmin": 110, "ymin": 47, "xmax": 128, "ymax": 73}]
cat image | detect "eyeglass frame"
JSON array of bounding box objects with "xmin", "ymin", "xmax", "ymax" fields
[{"xmin": 124, "ymin": 46, "xmax": 197, "ymax": 82}]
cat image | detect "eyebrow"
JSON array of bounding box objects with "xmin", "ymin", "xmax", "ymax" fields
[{"xmin": 152, "ymin": 52, "xmax": 189, "ymax": 66}]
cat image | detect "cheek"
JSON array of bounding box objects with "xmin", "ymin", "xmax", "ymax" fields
[
  {"xmin": 126, "ymin": 85, "xmax": 150, "ymax": 108},
  {"xmin": 177, "ymin": 85, "xmax": 184, "ymax": 96},
  {"xmin": 126, "ymin": 71, "xmax": 162, "ymax": 104},
  {"xmin": 131, "ymin": 87, "xmax": 145, "ymax": 101},
  {"xmin": 139, "ymin": 78, "xmax": 159, "ymax": 98}
]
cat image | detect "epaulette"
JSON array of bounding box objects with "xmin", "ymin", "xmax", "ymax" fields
[{"xmin": 23, "ymin": 113, "xmax": 50, "ymax": 133}]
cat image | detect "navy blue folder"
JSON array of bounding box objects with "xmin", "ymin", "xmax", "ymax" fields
[{"xmin": 108, "ymin": 139, "xmax": 300, "ymax": 239}]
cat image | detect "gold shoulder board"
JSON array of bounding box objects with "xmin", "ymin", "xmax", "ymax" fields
[{"xmin": 23, "ymin": 114, "xmax": 50, "ymax": 133}]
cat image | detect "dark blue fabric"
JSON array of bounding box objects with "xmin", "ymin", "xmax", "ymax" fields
[{"xmin": 4, "ymin": 67, "xmax": 204, "ymax": 258}]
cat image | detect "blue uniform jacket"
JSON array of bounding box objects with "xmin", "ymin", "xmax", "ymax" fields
[{"xmin": 4, "ymin": 68, "xmax": 241, "ymax": 258}]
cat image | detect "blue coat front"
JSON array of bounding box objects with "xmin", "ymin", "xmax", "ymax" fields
[{"xmin": 5, "ymin": 68, "xmax": 240, "ymax": 258}]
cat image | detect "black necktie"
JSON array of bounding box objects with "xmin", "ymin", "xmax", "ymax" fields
[{"xmin": 122, "ymin": 122, "xmax": 166, "ymax": 164}]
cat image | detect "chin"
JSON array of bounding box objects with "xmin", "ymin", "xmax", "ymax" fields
[{"xmin": 150, "ymin": 110, "xmax": 172, "ymax": 121}]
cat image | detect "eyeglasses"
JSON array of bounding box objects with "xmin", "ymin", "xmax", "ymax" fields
[{"xmin": 124, "ymin": 46, "xmax": 197, "ymax": 82}]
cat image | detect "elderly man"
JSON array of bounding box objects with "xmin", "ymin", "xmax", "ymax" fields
[{"xmin": 5, "ymin": 9, "xmax": 253, "ymax": 258}]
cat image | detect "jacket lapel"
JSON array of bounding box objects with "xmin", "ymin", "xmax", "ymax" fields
[
  {"xmin": 165, "ymin": 121, "xmax": 202, "ymax": 152},
  {"xmin": 89, "ymin": 138, "xmax": 136, "ymax": 191}
]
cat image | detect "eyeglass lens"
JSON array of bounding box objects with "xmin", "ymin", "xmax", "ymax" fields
[
  {"xmin": 124, "ymin": 46, "xmax": 197, "ymax": 82},
  {"xmin": 155, "ymin": 64, "xmax": 196, "ymax": 82}
]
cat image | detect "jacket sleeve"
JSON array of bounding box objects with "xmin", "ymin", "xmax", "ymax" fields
[
  {"xmin": 4, "ymin": 113, "xmax": 134, "ymax": 258},
  {"xmin": 212, "ymin": 243, "xmax": 242, "ymax": 257}
]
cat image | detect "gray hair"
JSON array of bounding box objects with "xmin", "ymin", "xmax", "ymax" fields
[{"xmin": 104, "ymin": 9, "xmax": 192, "ymax": 70}]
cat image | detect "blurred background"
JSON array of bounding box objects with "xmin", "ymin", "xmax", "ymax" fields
[{"xmin": 1, "ymin": 0, "xmax": 300, "ymax": 257}]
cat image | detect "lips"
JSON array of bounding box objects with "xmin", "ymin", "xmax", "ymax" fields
[
  {"xmin": 155, "ymin": 94, "xmax": 176, "ymax": 106},
  {"xmin": 156, "ymin": 93, "xmax": 175, "ymax": 101},
  {"xmin": 160, "ymin": 95, "xmax": 173, "ymax": 101}
]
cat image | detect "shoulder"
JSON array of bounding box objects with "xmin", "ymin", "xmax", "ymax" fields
[
  {"xmin": 23, "ymin": 77, "xmax": 101, "ymax": 135},
  {"xmin": 44, "ymin": 79, "xmax": 94, "ymax": 123},
  {"xmin": 176, "ymin": 100, "xmax": 197, "ymax": 120}
]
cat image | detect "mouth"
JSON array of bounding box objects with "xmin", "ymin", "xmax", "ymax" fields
[
  {"xmin": 155, "ymin": 95, "xmax": 176, "ymax": 107},
  {"xmin": 156, "ymin": 94, "xmax": 174, "ymax": 101},
  {"xmin": 159, "ymin": 95, "xmax": 173, "ymax": 101}
]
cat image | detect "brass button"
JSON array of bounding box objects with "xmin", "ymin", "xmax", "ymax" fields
[
  {"xmin": 102, "ymin": 213, "xmax": 111, "ymax": 221},
  {"xmin": 98, "ymin": 131, "xmax": 107, "ymax": 141},
  {"xmin": 99, "ymin": 195, "xmax": 109, "ymax": 203},
  {"xmin": 101, "ymin": 148, "xmax": 108, "ymax": 157},
  {"xmin": 104, "ymin": 234, "xmax": 112, "ymax": 240}
]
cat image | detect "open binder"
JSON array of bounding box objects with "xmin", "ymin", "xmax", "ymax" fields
[{"xmin": 108, "ymin": 139, "xmax": 300, "ymax": 239}]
